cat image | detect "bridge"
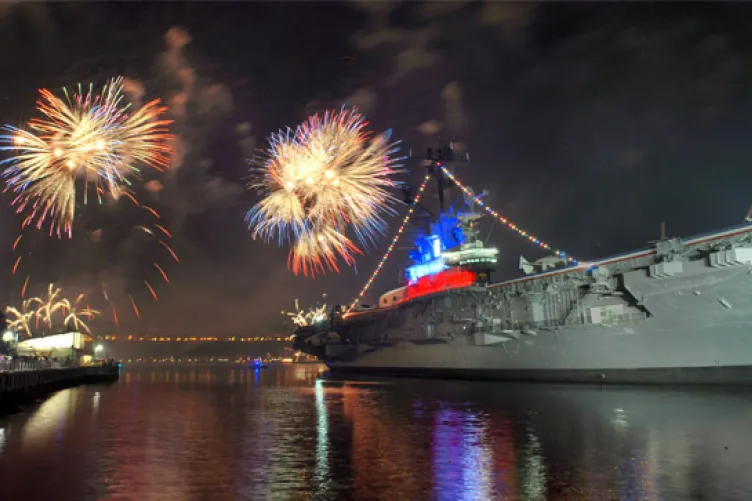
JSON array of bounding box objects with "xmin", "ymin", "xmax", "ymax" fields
[{"xmin": 98, "ymin": 335, "xmax": 294, "ymax": 343}]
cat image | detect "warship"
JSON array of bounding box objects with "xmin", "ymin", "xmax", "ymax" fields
[{"xmin": 293, "ymin": 144, "xmax": 752, "ymax": 384}]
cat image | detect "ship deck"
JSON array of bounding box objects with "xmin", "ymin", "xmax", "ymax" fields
[{"xmin": 345, "ymin": 221, "xmax": 752, "ymax": 319}]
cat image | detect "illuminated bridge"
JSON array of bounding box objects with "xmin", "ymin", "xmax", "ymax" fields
[
  {"xmin": 95, "ymin": 335, "xmax": 299, "ymax": 362},
  {"xmin": 98, "ymin": 335, "xmax": 295, "ymax": 343}
]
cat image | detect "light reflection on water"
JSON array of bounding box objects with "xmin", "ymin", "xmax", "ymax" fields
[
  {"xmin": 0, "ymin": 365, "xmax": 751, "ymax": 500},
  {"xmin": 315, "ymin": 379, "xmax": 329, "ymax": 488},
  {"xmin": 433, "ymin": 408, "xmax": 495, "ymax": 500}
]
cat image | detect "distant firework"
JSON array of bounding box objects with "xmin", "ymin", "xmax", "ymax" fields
[
  {"xmin": 6, "ymin": 283, "xmax": 100, "ymax": 337},
  {"xmin": 0, "ymin": 77, "xmax": 173, "ymax": 238},
  {"xmin": 246, "ymin": 107, "xmax": 402, "ymax": 277},
  {"xmin": 281, "ymin": 293, "xmax": 328, "ymax": 327}
]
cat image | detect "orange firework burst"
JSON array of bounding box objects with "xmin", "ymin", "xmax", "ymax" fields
[
  {"xmin": 246, "ymin": 107, "xmax": 403, "ymax": 277},
  {"xmin": 0, "ymin": 77, "xmax": 173, "ymax": 238}
]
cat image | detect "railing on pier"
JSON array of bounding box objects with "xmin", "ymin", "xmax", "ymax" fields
[{"xmin": 0, "ymin": 359, "xmax": 110, "ymax": 373}]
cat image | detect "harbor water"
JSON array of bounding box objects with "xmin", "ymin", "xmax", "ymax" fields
[{"xmin": 0, "ymin": 364, "xmax": 750, "ymax": 500}]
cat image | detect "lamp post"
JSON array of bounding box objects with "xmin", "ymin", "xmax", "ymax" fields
[{"xmin": 1, "ymin": 330, "xmax": 17, "ymax": 356}]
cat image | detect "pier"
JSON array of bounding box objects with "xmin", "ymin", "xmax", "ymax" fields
[{"xmin": 0, "ymin": 362, "xmax": 120, "ymax": 412}]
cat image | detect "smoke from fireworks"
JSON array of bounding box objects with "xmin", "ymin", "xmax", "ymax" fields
[
  {"xmin": 0, "ymin": 77, "xmax": 173, "ymax": 238},
  {"xmin": 246, "ymin": 107, "xmax": 402, "ymax": 276}
]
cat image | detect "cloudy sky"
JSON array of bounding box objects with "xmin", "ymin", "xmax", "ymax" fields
[{"xmin": 1, "ymin": 2, "xmax": 752, "ymax": 336}]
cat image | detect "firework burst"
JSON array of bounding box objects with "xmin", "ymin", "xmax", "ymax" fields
[
  {"xmin": 281, "ymin": 293, "xmax": 328, "ymax": 327},
  {"xmin": 246, "ymin": 107, "xmax": 402, "ymax": 276},
  {"xmin": 5, "ymin": 283, "xmax": 100, "ymax": 337},
  {"xmin": 0, "ymin": 77, "xmax": 173, "ymax": 237}
]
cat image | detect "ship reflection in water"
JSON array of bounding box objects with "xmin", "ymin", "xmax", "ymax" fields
[{"xmin": 0, "ymin": 366, "xmax": 751, "ymax": 500}]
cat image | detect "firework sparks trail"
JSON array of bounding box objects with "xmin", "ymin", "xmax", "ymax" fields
[
  {"xmin": 159, "ymin": 241, "xmax": 180, "ymax": 262},
  {"xmin": 246, "ymin": 106, "xmax": 403, "ymax": 276},
  {"xmin": 129, "ymin": 294, "xmax": 140, "ymax": 319},
  {"xmin": 153, "ymin": 263, "xmax": 169, "ymax": 283},
  {"xmin": 110, "ymin": 301, "xmax": 120, "ymax": 328},
  {"xmin": 59, "ymin": 293, "xmax": 100, "ymax": 334},
  {"xmin": 0, "ymin": 77, "xmax": 173, "ymax": 238},
  {"xmin": 144, "ymin": 280, "xmax": 158, "ymax": 301},
  {"xmin": 30, "ymin": 283, "xmax": 64, "ymax": 329}
]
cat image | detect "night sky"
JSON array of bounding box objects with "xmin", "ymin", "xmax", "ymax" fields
[{"xmin": 2, "ymin": 2, "xmax": 752, "ymax": 337}]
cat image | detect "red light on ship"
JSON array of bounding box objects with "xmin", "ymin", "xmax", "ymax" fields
[{"xmin": 405, "ymin": 268, "xmax": 476, "ymax": 300}]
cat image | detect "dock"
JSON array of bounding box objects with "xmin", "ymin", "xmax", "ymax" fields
[{"xmin": 0, "ymin": 362, "xmax": 120, "ymax": 413}]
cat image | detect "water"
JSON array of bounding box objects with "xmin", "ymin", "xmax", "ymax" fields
[{"xmin": 0, "ymin": 365, "xmax": 751, "ymax": 500}]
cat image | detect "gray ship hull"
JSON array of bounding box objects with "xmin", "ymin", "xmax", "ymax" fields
[
  {"xmin": 296, "ymin": 224, "xmax": 752, "ymax": 385},
  {"xmin": 325, "ymin": 364, "xmax": 752, "ymax": 385}
]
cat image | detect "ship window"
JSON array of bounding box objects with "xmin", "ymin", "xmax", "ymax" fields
[{"xmin": 392, "ymin": 296, "xmax": 398, "ymax": 302}]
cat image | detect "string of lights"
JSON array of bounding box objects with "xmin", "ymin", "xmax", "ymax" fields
[
  {"xmin": 437, "ymin": 165, "xmax": 580, "ymax": 265},
  {"xmin": 345, "ymin": 173, "xmax": 432, "ymax": 314}
]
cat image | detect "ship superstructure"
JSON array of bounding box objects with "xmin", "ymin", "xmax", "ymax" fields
[{"xmin": 293, "ymin": 144, "xmax": 752, "ymax": 384}]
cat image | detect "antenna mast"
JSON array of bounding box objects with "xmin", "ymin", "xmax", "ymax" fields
[{"xmin": 424, "ymin": 141, "xmax": 468, "ymax": 214}]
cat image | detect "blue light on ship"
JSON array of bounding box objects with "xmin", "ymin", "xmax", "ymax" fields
[
  {"xmin": 404, "ymin": 212, "xmax": 478, "ymax": 282},
  {"xmin": 406, "ymin": 233, "xmax": 447, "ymax": 282},
  {"xmin": 432, "ymin": 236, "xmax": 441, "ymax": 258},
  {"xmin": 406, "ymin": 259, "xmax": 446, "ymax": 282}
]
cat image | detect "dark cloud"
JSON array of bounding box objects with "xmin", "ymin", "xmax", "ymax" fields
[
  {"xmin": 441, "ymin": 81, "xmax": 465, "ymax": 136},
  {"xmin": 150, "ymin": 26, "xmax": 244, "ymax": 239},
  {"xmin": 0, "ymin": 2, "xmax": 12, "ymax": 17},
  {"xmin": 344, "ymin": 87, "xmax": 378, "ymax": 114}
]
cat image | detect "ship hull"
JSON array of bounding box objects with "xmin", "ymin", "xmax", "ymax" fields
[
  {"xmin": 322, "ymin": 313, "xmax": 752, "ymax": 385},
  {"xmin": 320, "ymin": 271, "xmax": 752, "ymax": 385},
  {"xmin": 325, "ymin": 363, "xmax": 752, "ymax": 385}
]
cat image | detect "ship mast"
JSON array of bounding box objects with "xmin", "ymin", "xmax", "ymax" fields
[
  {"xmin": 426, "ymin": 146, "xmax": 448, "ymax": 213},
  {"xmin": 424, "ymin": 142, "xmax": 468, "ymax": 213}
]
